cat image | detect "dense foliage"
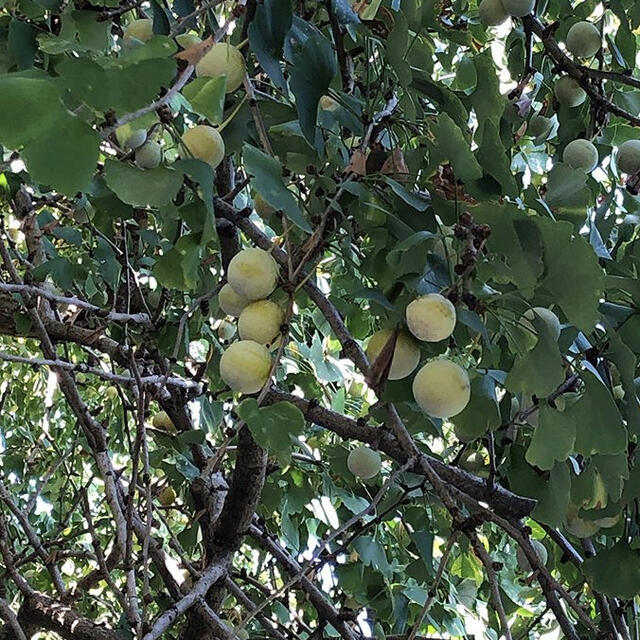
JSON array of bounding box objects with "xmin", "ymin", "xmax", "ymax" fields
[{"xmin": 0, "ymin": 0, "xmax": 640, "ymax": 639}]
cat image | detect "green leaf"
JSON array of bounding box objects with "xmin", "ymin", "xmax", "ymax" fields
[
  {"xmin": 386, "ymin": 9, "xmax": 411, "ymax": 86},
  {"xmin": 470, "ymin": 52, "xmax": 504, "ymax": 131},
  {"xmin": 508, "ymin": 448, "xmax": 570, "ymax": 528},
  {"xmin": 153, "ymin": 234, "xmax": 202, "ymax": 290},
  {"xmin": 537, "ymin": 218, "xmax": 605, "ymax": 331},
  {"xmin": 526, "ymin": 405, "xmax": 576, "ymax": 471},
  {"xmin": 248, "ymin": 0, "xmax": 292, "ymax": 90},
  {"xmin": 544, "ymin": 164, "xmax": 590, "ymax": 212},
  {"xmin": 475, "ymin": 120, "xmax": 518, "ymax": 197},
  {"xmin": 173, "ymin": 159, "xmax": 216, "ymax": 244},
  {"xmin": 474, "ymin": 204, "xmax": 544, "ymax": 294},
  {"xmin": 289, "ymin": 32, "xmax": 336, "ymax": 145},
  {"xmin": 568, "ymin": 371, "xmax": 627, "ymax": 456},
  {"xmin": 505, "ymin": 314, "xmax": 565, "ymax": 398},
  {"xmin": 58, "ymin": 57, "xmax": 176, "ymax": 114},
  {"xmin": 8, "ymin": 19, "xmax": 37, "ymax": 70},
  {"xmin": 237, "ymin": 399, "xmax": 305, "ymax": 465},
  {"xmin": 429, "ymin": 113, "xmax": 482, "ymax": 182},
  {"xmin": 453, "ymin": 374, "xmax": 501, "ymax": 439},
  {"xmin": 0, "ymin": 76, "xmax": 64, "ymax": 148},
  {"xmin": 353, "ymin": 536, "xmax": 393, "ymax": 577},
  {"xmin": 242, "ymin": 144, "xmax": 311, "ymax": 231},
  {"xmin": 182, "ymin": 76, "xmax": 226, "ymax": 124},
  {"xmin": 104, "ymin": 160, "xmax": 183, "ymax": 207},
  {"xmin": 583, "ymin": 542, "xmax": 640, "ymax": 600},
  {"xmin": 22, "ymin": 116, "xmax": 99, "ymax": 195}
]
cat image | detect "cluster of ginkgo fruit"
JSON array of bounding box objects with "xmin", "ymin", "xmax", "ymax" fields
[
  {"xmin": 117, "ymin": 19, "xmax": 245, "ymax": 170},
  {"xmin": 479, "ymin": 2, "xmax": 640, "ymax": 177},
  {"xmin": 217, "ymin": 247, "xmax": 282, "ymax": 394}
]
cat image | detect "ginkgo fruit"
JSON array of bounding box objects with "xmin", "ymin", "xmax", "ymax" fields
[
  {"xmin": 501, "ymin": 0, "xmax": 535, "ymax": 17},
  {"xmin": 219, "ymin": 340, "xmax": 272, "ymax": 394},
  {"xmin": 75, "ymin": 372, "xmax": 87, "ymax": 384},
  {"xmin": 566, "ymin": 21, "xmax": 601, "ymax": 58},
  {"xmin": 412, "ymin": 360, "xmax": 471, "ymax": 418},
  {"xmin": 254, "ymin": 193, "xmax": 275, "ymax": 219},
  {"xmin": 516, "ymin": 539, "xmax": 548, "ymax": 572},
  {"xmin": 181, "ymin": 125, "xmax": 225, "ymax": 169},
  {"xmin": 218, "ymin": 283, "xmax": 250, "ymax": 317},
  {"xmin": 195, "ymin": 42, "xmax": 246, "ymax": 92},
  {"xmin": 528, "ymin": 115, "xmax": 553, "ymax": 140},
  {"xmin": 616, "ymin": 139, "xmax": 640, "ymax": 174},
  {"xmin": 123, "ymin": 18, "xmax": 153, "ymax": 44},
  {"xmin": 135, "ymin": 141, "xmax": 162, "ymax": 169},
  {"xmin": 366, "ymin": 329, "xmax": 420, "ymax": 380},
  {"xmin": 554, "ymin": 76, "xmax": 586, "ymax": 107},
  {"xmin": 123, "ymin": 128, "xmax": 147, "ymax": 150},
  {"xmin": 562, "ymin": 139, "xmax": 598, "ymax": 172},
  {"xmin": 157, "ymin": 486, "xmax": 176, "ymax": 506},
  {"xmin": 406, "ymin": 293, "xmax": 456, "ymax": 342},
  {"xmin": 152, "ymin": 410, "xmax": 177, "ymax": 433},
  {"xmin": 105, "ymin": 386, "xmax": 118, "ymax": 400},
  {"xmin": 521, "ymin": 307, "xmax": 561, "ymax": 341},
  {"xmin": 227, "ymin": 248, "xmax": 279, "ymax": 301},
  {"xmin": 238, "ymin": 300, "xmax": 283, "ymax": 345},
  {"xmin": 479, "ymin": 0, "xmax": 509, "ymax": 26},
  {"xmin": 347, "ymin": 446, "xmax": 382, "ymax": 479}
]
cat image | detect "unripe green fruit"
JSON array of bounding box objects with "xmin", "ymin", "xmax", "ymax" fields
[
  {"xmin": 528, "ymin": 115, "xmax": 553, "ymax": 140},
  {"xmin": 105, "ymin": 386, "xmax": 118, "ymax": 400},
  {"xmin": 152, "ymin": 410, "xmax": 177, "ymax": 433},
  {"xmin": 554, "ymin": 76, "xmax": 586, "ymax": 107},
  {"xmin": 412, "ymin": 360, "xmax": 471, "ymax": 418},
  {"xmin": 366, "ymin": 329, "xmax": 420, "ymax": 380},
  {"xmin": 124, "ymin": 129, "xmax": 147, "ymax": 150},
  {"xmin": 219, "ymin": 340, "xmax": 271, "ymax": 394},
  {"xmin": 181, "ymin": 125, "xmax": 225, "ymax": 169},
  {"xmin": 238, "ymin": 300, "xmax": 283, "ymax": 345},
  {"xmin": 501, "ymin": 0, "xmax": 534, "ymax": 17},
  {"xmin": 347, "ymin": 446, "xmax": 382, "ymax": 479},
  {"xmin": 157, "ymin": 486, "xmax": 176, "ymax": 506},
  {"xmin": 135, "ymin": 141, "xmax": 162, "ymax": 169},
  {"xmin": 479, "ymin": 0, "xmax": 509, "ymax": 26},
  {"xmin": 218, "ymin": 283, "xmax": 250, "ymax": 317},
  {"xmin": 613, "ymin": 384, "xmax": 625, "ymax": 400},
  {"xmin": 195, "ymin": 42, "xmax": 246, "ymax": 92},
  {"xmin": 516, "ymin": 539, "xmax": 548, "ymax": 572},
  {"xmin": 566, "ymin": 21, "xmax": 601, "ymax": 58},
  {"xmin": 76, "ymin": 372, "xmax": 87, "ymax": 384},
  {"xmin": 522, "ymin": 307, "xmax": 561, "ymax": 341},
  {"xmin": 227, "ymin": 248, "xmax": 279, "ymax": 301},
  {"xmin": 459, "ymin": 451, "xmax": 486, "ymax": 473},
  {"xmin": 616, "ymin": 139, "xmax": 640, "ymax": 174},
  {"xmin": 562, "ymin": 139, "xmax": 598, "ymax": 172},
  {"xmin": 123, "ymin": 18, "xmax": 153, "ymax": 45},
  {"xmin": 406, "ymin": 293, "xmax": 456, "ymax": 342},
  {"xmin": 254, "ymin": 193, "xmax": 275, "ymax": 219}
]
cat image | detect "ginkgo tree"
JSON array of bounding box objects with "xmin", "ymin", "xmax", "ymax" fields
[{"xmin": 0, "ymin": 0, "xmax": 640, "ymax": 638}]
